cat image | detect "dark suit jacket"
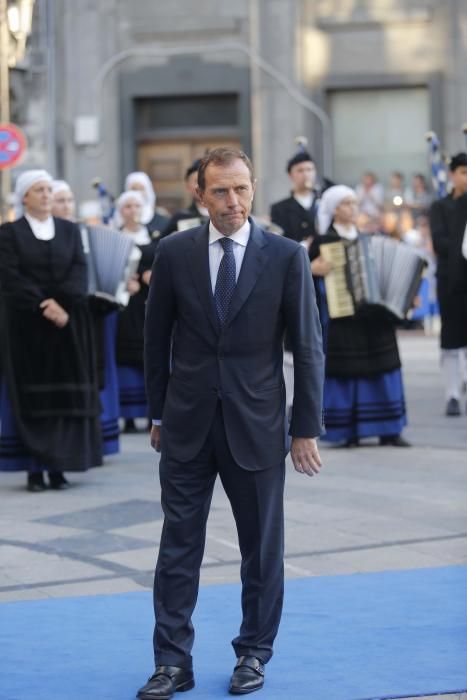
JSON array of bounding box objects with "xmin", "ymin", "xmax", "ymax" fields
[
  {"xmin": 270, "ymin": 181, "xmax": 333, "ymax": 242},
  {"xmin": 270, "ymin": 196, "xmax": 317, "ymax": 242},
  {"xmin": 430, "ymin": 193, "xmax": 467, "ymax": 292},
  {"xmin": 144, "ymin": 219, "xmax": 324, "ymax": 470}
]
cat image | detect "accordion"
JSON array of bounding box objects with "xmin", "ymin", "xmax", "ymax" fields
[
  {"xmin": 79, "ymin": 225, "xmax": 142, "ymax": 307},
  {"xmin": 320, "ymin": 235, "xmax": 426, "ymax": 320}
]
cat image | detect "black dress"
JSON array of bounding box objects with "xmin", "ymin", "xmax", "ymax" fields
[
  {"xmin": 429, "ymin": 193, "xmax": 467, "ymax": 349},
  {"xmin": 116, "ymin": 236, "xmax": 158, "ymax": 418},
  {"xmin": 0, "ymin": 217, "xmax": 102, "ymax": 472},
  {"xmin": 147, "ymin": 211, "xmax": 169, "ymax": 237}
]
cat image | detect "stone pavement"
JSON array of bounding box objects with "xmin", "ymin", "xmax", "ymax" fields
[{"xmin": 1, "ymin": 332, "xmax": 466, "ymax": 699}]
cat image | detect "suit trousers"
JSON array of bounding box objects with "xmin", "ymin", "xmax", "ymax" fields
[{"xmin": 153, "ymin": 402, "xmax": 285, "ymax": 669}]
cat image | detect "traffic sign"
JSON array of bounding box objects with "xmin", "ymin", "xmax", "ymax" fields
[{"xmin": 0, "ymin": 123, "xmax": 27, "ymax": 170}]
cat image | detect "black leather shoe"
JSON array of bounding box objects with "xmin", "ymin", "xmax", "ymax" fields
[
  {"xmin": 379, "ymin": 435, "xmax": 411, "ymax": 447},
  {"xmin": 446, "ymin": 397, "xmax": 461, "ymax": 416},
  {"xmin": 137, "ymin": 666, "xmax": 194, "ymax": 699},
  {"xmin": 48, "ymin": 472, "xmax": 70, "ymax": 490},
  {"xmin": 27, "ymin": 473, "xmax": 47, "ymax": 492},
  {"xmin": 123, "ymin": 418, "xmax": 138, "ymax": 433},
  {"xmin": 229, "ymin": 656, "xmax": 265, "ymax": 695}
]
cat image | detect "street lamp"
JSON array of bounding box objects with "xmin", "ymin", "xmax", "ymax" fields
[
  {"xmin": 7, "ymin": 0, "xmax": 34, "ymax": 66},
  {"xmin": 0, "ymin": 0, "xmax": 34, "ymax": 221}
]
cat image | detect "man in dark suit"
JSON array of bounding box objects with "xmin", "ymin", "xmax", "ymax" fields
[
  {"xmin": 430, "ymin": 152, "xmax": 467, "ymax": 416},
  {"xmin": 139, "ymin": 148, "xmax": 324, "ymax": 699},
  {"xmin": 270, "ymin": 146, "xmax": 332, "ymax": 246}
]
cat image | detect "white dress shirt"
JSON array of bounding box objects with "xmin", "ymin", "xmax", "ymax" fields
[
  {"xmin": 24, "ymin": 213, "xmax": 55, "ymax": 240},
  {"xmin": 294, "ymin": 192, "xmax": 314, "ymax": 210},
  {"xmin": 462, "ymin": 223, "xmax": 467, "ymax": 260},
  {"xmin": 208, "ymin": 219, "xmax": 250, "ymax": 293},
  {"xmin": 152, "ymin": 219, "xmax": 251, "ymax": 425}
]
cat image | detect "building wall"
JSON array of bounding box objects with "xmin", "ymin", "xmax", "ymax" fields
[{"xmin": 9, "ymin": 0, "xmax": 467, "ymax": 215}]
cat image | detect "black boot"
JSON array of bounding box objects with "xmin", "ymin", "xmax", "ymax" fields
[
  {"xmin": 27, "ymin": 472, "xmax": 47, "ymax": 492},
  {"xmin": 48, "ymin": 471, "xmax": 70, "ymax": 490},
  {"xmin": 123, "ymin": 418, "xmax": 138, "ymax": 433},
  {"xmin": 379, "ymin": 435, "xmax": 411, "ymax": 447}
]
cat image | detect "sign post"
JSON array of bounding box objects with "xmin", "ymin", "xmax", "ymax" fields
[{"xmin": 0, "ymin": 123, "xmax": 27, "ymax": 222}]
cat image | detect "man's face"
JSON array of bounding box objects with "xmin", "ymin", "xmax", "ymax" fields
[
  {"xmin": 52, "ymin": 190, "xmax": 76, "ymax": 221},
  {"xmin": 23, "ymin": 181, "xmax": 53, "ymax": 219},
  {"xmin": 289, "ymin": 161, "xmax": 316, "ymax": 191},
  {"xmin": 197, "ymin": 159, "xmax": 256, "ymax": 235},
  {"xmin": 451, "ymin": 166, "xmax": 467, "ymax": 195}
]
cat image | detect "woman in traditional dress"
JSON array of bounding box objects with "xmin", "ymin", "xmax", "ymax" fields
[
  {"xmin": 123, "ymin": 171, "xmax": 169, "ymax": 236},
  {"xmin": 51, "ymin": 179, "xmax": 121, "ymax": 456},
  {"xmin": 0, "ymin": 170, "xmax": 102, "ymax": 491},
  {"xmin": 310, "ymin": 185, "xmax": 410, "ymax": 447},
  {"xmin": 115, "ymin": 190, "xmax": 158, "ymax": 432}
]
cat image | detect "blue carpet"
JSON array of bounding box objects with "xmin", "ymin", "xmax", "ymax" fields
[{"xmin": 1, "ymin": 566, "xmax": 466, "ymax": 700}]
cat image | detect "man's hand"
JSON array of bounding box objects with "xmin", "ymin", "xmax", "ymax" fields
[
  {"xmin": 150, "ymin": 424, "xmax": 161, "ymax": 452},
  {"xmin": 127, "ymin": 277, "xmax": 141, "ymax": 295},
  {"xmin": 290, "ymin": 437, "xmax": 322, "ymax": 476},
  {"xmin": 311, "ymin": 257, "xmax": 333, "ymax": 277},
  {"xmin": 40, "ymin": 298, "xmax": 69, "ymax": 328},
  {"xmin": 141, "ymin": 269, "xmax": 152, "ymax": 286}
]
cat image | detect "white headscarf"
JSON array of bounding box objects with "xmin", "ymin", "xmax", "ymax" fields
[
  {"xmin": 116, "ymin": 189, "xmax": 145, "ymax": 214},
  {"xmin": 317, "ymin": 185, "xmax": 357, "ymax": 235},
  {"xmin": 116, "ymin": 190, "xmax": 150, "ymax": 244},
  {"xmin": 14, "ymin": 169, "xmax": 53, "ymax": 217},
  {"xmin": 124, "ymin": 171, "xmax": 156, "ymax": 225},
  {"xmin": 52, "ymin": 179, "xmax": 72, "ymax": 195}
]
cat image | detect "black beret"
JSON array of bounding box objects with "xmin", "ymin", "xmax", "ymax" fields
[
  {"xmin": 185, "ymin": 158, "xmax": 202, "ymax": 180},
  {"xmin": 449, "ymin": 152, "xmax": 467, "ymax": 171},
  {"xmin": 287, "ymin": 150, "xmax": 314, "ymax": 173}
]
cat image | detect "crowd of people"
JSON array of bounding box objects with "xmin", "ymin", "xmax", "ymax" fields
[{"xmin": 0, "ymin": 145, "xmax": 466, "ymax": 493}]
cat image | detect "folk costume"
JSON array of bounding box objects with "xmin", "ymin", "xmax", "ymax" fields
[
  {"xmin": 0, "ymin": 172, "xmax": 102, "ymax": 486},
  {"xmin": 429, "ymin": 153, "xmax": 467, "ymax": 415},
  {"xmin": 115, "ymin": 191, "xmax": 158, "ymax": 427},
  {"xmin": 310, "ymin": 186, "xmax": 408, "ymax": 445}
]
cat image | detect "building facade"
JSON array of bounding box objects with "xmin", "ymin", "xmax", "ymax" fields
[{"xmin": 10, "ymin": 0, "xmax": 467, "ymax": 216}]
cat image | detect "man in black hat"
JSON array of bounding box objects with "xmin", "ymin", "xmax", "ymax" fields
[
  {"xmin": 430, "ymin": 152, "xmax": 467, "ymax": 416},
  {"xmin": 270, "ymin": 148, "xmax": 332, "ymax": 246},
  {"xmin": 161, "ymin": 159, "xmax": 210, "ymax": 237}
]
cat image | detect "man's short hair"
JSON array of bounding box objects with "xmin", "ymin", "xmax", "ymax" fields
[
  {"xmin": 197, "ymin": 148, "xmax": 255, "ymax": 191},
  {"xmin": 449, "ymin": 152, "xmax": 467, "ymax": 172},
  {"xmin": 185, "ymin": 158, "xmax": 202, "ymax": 181}
]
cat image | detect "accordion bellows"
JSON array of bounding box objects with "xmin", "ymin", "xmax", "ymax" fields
[
  {"xmin": 80, "ymin": 225, "xmax": 142, "ymax": 307},
  {"xmin": 320, "ymin": 235, "xmax": 426, "ymax": 320}
]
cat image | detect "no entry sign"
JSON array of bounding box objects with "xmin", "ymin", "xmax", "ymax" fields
[{"xmin": 0, "ymin": 123, "xmax": 27, "ymax": 170}]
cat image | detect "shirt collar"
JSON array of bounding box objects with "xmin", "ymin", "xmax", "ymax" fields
[
  {"xmin": 209, "ymin": 219, "xmax": 251, "ymax": 247},
  {"xmin": 334, "ymin": 223, "xmax": 358, "ymax": 241},
  {"xmin": 25, "ymin": 213, "xmax": 53, "ymax": 227}
]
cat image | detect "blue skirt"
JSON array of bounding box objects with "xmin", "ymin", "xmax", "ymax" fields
[
  {"xmin": 100, "ymin": 313, "xmax": 120, "ymax": 455},
  {"xmin": 322, "ymin": 368, "xmax": 407, "ymax": 443},
  {"xmin": 118, "ymin": 366, "xmax": 148, "ymax": 419},
  {"xmin": 0, "ymin": 382, "xmax": 45, "ymax": 473}
]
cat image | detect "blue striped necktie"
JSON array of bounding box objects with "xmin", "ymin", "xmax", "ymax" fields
[{"xmin": 214, "ymin": 237, "xmax": 236, "ymax": 324}]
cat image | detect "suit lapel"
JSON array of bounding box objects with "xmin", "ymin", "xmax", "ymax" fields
[
  {"xmin": 188, "ymin": 224, "xmax": 220, "ymax": 334},
  {"xmin": 226, "ymin": 221, "xmax": 269, "ymax": 326}
]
